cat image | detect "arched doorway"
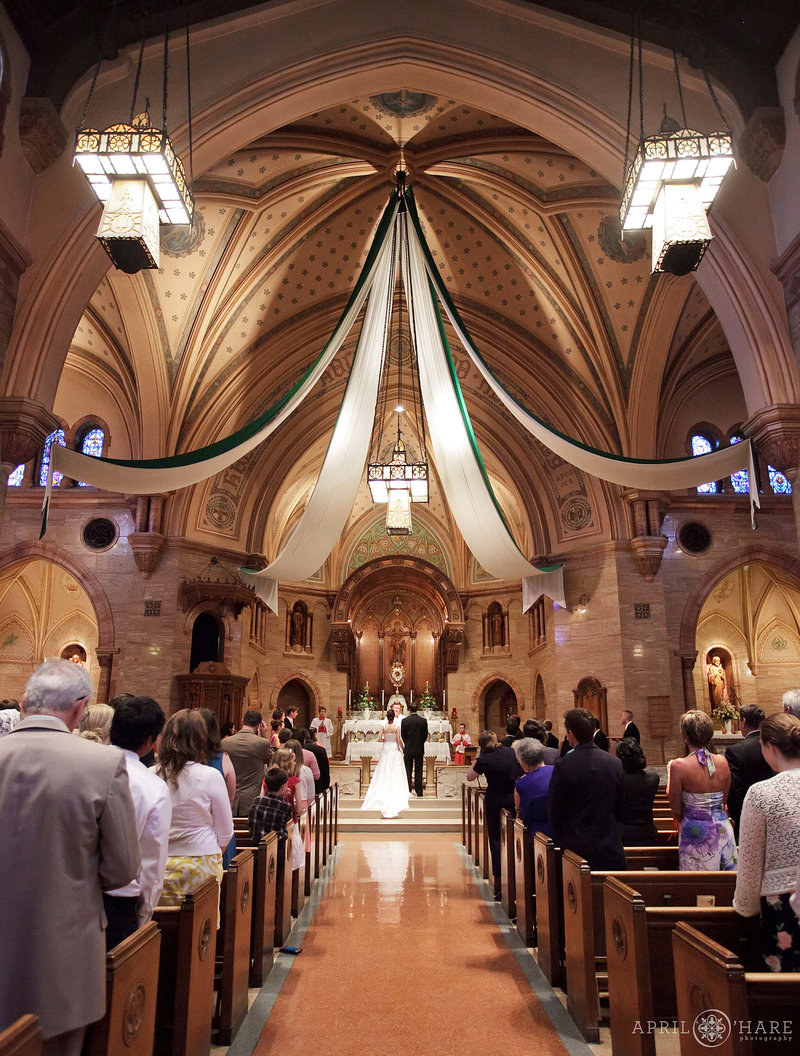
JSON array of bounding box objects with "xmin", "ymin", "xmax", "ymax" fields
[
  {"xmin": 277, "ymin": 678, "xmax": 313, "ymax": 729},
  {"xmin": 482, "ymin": 679, "xmax": 517, "ymax": 736},
  {"xmin": 534, "ymin": 675, "xmax": 545, "ymax": 720},
  {"xmin": 190, "ymin": 611, "xmax": 223, "ymax": 671}
]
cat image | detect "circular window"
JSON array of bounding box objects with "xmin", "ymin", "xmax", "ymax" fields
[
  {"xmin": 81, "ymin": 517, "xmax": 118, "ymax": 552},
  {"xmin": 677, "ymin": 521, "xmax": 711, "ymax": 554}
]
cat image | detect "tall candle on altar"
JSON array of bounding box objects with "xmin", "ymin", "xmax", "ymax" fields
[
  {"xmin": 381, "ymin": 690, "xmax": 385, "ymax": 707},
  {"xmin": 410, "ymin": 690, "xmax": 413, "ymax": 704},
  {"xmin": 443, "ymin": 690, "xmax": 446, "ymax": 709},
  {"xmin": 348, "ymin": 689, "xmax": 351, "ymax": 708}
]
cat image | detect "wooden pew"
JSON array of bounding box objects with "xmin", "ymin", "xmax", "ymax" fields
[
  {"xmin": 249, "ymin": 832, "xmax": 279, "ymax": 988},
  {"xmin": 500, "ymin": 808, "xmax": 516, "ymax": 919},
  {"xmin": 461, "ymin": 782, "xmax": 469, "ymax": 852},
  {"xmin": 320, "ymin": 790, "xmax": 328, "ymax": 870},
  {"xmin": 213, "ymin": 849, "xmax": 254, "ymax": 1045},
  {"xmin": 513, "ymin": 819, "xmax": 535, "ymax": 947},
  {"xmin": 153, "ymin": 876, "xmax": 218, "ymax": 1056},
  {"xmin": 534, "ymin": 833, "xmax": 564, "ymax": 986},
  {"xmin": 604, "ymin": 876, "xmax": 750, "ymax": 1056},
  {"xmin": 474, "ymin": 790, "xmax": 489, "ymax": 880},
  {"xmin": 534, "ymin": 837, "xmax": 680, "ymax": 992},
  {"xmin": 332, "ymin": 783, "xmax": 339, "ymax": 848},
  {"xmin": 672, "ymin": 923, "xmax": 800, "ymax": 1056},
  {"xmin": 84, "ymin": 922, "xmax": 161, "ymax": 1056},
  {"xmin": 0, "ymin": 1016, "xmax": 41, "ymax": 1056},
  {"xmin": 275, "ymin": 822, "xmax": 294, "ymax": 948},
  {"xmin": 562, "ymin": 853, "xmax": 736, "ymax": 1042}
]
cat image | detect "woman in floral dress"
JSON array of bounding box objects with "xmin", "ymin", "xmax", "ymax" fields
[
  {"xmin": 734, "ymin": 712, "xmax": 800, "ymax": 971},
  {"xmin": 668, "ymin": 710, "xmax": 736, "ymax": 871}
]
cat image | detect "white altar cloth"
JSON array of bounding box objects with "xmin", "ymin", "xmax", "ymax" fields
[
  {"xmin": 345, "ymin": 741, "xmax": 451, "ymax": 764},
  {"xmin": 343, "ymin": 718, "xmax": 452, "ymax": 740}
]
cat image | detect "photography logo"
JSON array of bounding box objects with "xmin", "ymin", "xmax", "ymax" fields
[{"xmin": 693, "ymin": 1010, "xmax": 732, "ymax": 1048}]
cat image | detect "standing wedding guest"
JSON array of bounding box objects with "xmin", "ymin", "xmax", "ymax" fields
[
  {"xmin": 452, "ymin": 723, "xmax": 472, "ymax": 764},
  {"xmin": 0, "ymin": 702, "xmax": 20, "ymax": 737},
  {"xmin": 221, "ymin": 709, "xmax": 273, "ymax": 814},
  {"xmin": 0, "ymin": 659, "xmax": 139, "ymax": 1056},
  {"xmin": 105, "ymin": 696, "xmax": 172, "ymax": 949},
  {"xmin": 302, "ymin": 726, "xmax": 330, "ymax": 794},
  {"xmin": 543, "ymin": 720, "xmax": 559, "ymax": 750},
  {"xmin": 783, "ymin": 689, "xmax": 800, "ymax": 719},
  {"xmin": 548, "ymin": 708, "xmax": 626, "ymax": 869},
  {"xmin": 310, "ymin": 705, "xmax": 334, "ymax": 757},
  {"xmin": 201, "ymin": 709, "xmax": 237, "ymax": 868},
  {"xmin": 249, "ymin": 767, "xmax": 293, "ymax": 844},
  {"xmin": 620, "ymin": 709, "xmax": 641, "ymax": 744},
  {"xmin": 733, "ymin": 713, "xmax": 800, "ymax": 971},
  {"xmin": 668, "ymin": 710, "xmax": 736, "ymax": 872},
  {"xmin": 725, "ymin": 704, "xmax": 773, "ymax": 838},
  {"xmin": 76, "ymin": 702, "xmax": 114, "ymax": 744},
  {"xmin": 513, "ymin": 737, "xmax": 554, "ymax": 841},
  {"xmin": 591, "ymin": 715, "xmax": 610, "ymax": 751},
  {"xmin": 155, "ymin": 710, "xmax": 234, "ymax": 912},
  {"xmin": 467, "ymin": 731, "xmax": 521, "ymax": 895},
  {"xmin": 616, "ymin": 738, "xmax": 659, "ymax": 846}
]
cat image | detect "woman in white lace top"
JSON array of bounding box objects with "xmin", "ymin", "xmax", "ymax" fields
[{"xmin": 733, "ymin": 712, "xmax": 800, "ymax": 971}]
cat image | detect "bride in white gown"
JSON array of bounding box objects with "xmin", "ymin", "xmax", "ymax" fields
[{"xmin": 360, "ymin": 709, "xmax": 411, "ymax": 819}]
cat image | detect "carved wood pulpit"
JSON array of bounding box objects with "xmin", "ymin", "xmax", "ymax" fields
[{"xmin": 174, "ymin": 661, "xmax": 250, "ymax": 727}]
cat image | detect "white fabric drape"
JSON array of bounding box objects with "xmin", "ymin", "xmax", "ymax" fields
[
  {"xmin": 407, "ymin": 199, "xmax": 760, "ymax": 526},
  {"xmin": 242, "ymin": 227, "xmax": 398, "ymax": 611},
  {"xmin": 45, "ymin": 202, "xmax": 400, "ymax": 500},
  {"xmin": 404, "ymin": 215, "xmax": 566, "ymax": 609}
]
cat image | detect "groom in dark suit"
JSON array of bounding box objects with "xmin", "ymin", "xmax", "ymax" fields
[{"xmin": 401, "ymin": 702, "xmax": 428, "ymax": 797}]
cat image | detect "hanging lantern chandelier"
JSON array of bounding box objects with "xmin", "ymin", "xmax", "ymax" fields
[
  {"xmin": 367, "ymin": 184, "xmax": 429, "ymax": 536},
  {"xmin": 73, "ymin": 4, "xmax": 194, "ymax": 273},
  {"xmin": 619, "ymin": 25, "xmax": 734, "ymax": 276}
]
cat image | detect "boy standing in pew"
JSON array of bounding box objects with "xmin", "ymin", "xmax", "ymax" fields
[{"xmin": 249, "ymin": 767, "xmax": 293, "ymax": 844}]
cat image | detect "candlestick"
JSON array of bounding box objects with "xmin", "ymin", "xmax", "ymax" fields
[
  {"xmin": 381, "ymin": 690, "xmax": 385, "ymax": 706},
  {"xmin": 348, "ymin": 689, "xmax": 351, "ymax": 707},
  {"xmin": 410, "ymin": 690, "xmax": 413, "ymax": 704},
  {"xmin": 443, "ymin": 690, "xmax": 446, "ymax": 709}
]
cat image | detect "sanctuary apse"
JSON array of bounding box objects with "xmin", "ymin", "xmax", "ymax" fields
[{"xmin": 1, "ymin": 2, "xmax": 800, "ymax": 761}]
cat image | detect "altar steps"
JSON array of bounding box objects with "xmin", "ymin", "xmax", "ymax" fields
[{"xmin": 338, "ymin": 796, "xmax": 462, "ymax": 833}]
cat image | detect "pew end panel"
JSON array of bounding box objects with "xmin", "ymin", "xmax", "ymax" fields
[
  {"xmin": 214, "ymin": 849, "xmax": 254, "ymax": 1046},
  {"xmin": 274, "ymin": 823, "xmax": 294, "ymax": 948},
  {"xmin": 250, "ymin": 832, "xmax": 279, "ymax": 988},
  {"xmin": 153, "ymin": 876, "xmax": 218, "ymax": 1056},
  {"xmin": 84, "ymin": 921, "xmax": 161, "ymax": 1056},
  {"xmin": 533, "ymin": 834, "xmax": 564, "ymax": 988},
  {"xmin": 0, "ymin": 1015, "xmax": 42, "ymax": 1056},
  {"xmin": 513, "ymin": 819, "xmax": 535, "ymax": 947},
  {"xmin": 500, "ymin": 809, "xmax": 516, "ymax": 921}
]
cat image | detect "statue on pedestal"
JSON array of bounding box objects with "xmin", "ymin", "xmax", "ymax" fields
[{"xmin": 706, "ymin": 655, "xmax": 728, "ymax": 709}]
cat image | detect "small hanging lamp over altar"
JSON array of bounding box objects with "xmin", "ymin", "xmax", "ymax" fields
[
  {"xmin": 73, "ymin": 4, "xmax": 194, "ymax": 273},
  {"xmin": 619, "ymin": 26, "xmax": 734, "ymax": 276},
  {"xmin": 367, "ymin": 173, "xmax": 429, "ymax": 536}
]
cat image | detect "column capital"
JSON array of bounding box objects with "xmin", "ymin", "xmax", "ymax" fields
[
  {"xmin": 743, "ymin": 404, "xmax": 800, "ymax": 472},
  {"xmin": 675, "ymin": 649, "xmax": 698, "ymax": 671},
  {"xmin": 0, "ymin": 396, "xmax": 60, "ymax": 467}
]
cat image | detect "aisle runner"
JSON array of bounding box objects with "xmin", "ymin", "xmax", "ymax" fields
[{"xmin": 248, "ymin": 834, "xmax": 578, "ymax": 1056}]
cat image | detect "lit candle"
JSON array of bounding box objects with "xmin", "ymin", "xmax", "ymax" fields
[
  {"xmin": 443, "ymin": 690, "xmax": 446, "ymax": 709},
  {"xmin": 382, "ymin": 690, "xmax": 385, "ymax": 706},
  {"xmin": 410, "ymin": 690, "xmax": 413, "ymax": 704},
  {"xmin": 348, "ymin": 689, "xmax": 351, "ymax": 707}
]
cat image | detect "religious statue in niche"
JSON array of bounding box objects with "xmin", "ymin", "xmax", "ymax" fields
[
  {"xmin": 289, "ymin": 603, "xmax": 307, "ymax": 652},
  {"xmin": 706, "ymin": 654, "xmax": 729, "ymax": 708},
  {"xmin": 387, "ymin": 622, "xmax": 408, "ymax": 666}
]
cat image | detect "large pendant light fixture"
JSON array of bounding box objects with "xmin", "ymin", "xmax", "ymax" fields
[
  {"xmin": 619, "ymin": 23, "xmax": 734, "ymax": 276},
  {"xmin": 367, "ymin": 179, "xmax": 429, "ymax": 535},
  {"xmin": 73, "ymin": 4, "xmax": 194, "ymax": 273}
]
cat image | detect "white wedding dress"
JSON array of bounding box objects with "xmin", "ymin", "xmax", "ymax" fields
[{"xmin": 360, "ymin": 721, "xmax": 411, "ymax": 819}]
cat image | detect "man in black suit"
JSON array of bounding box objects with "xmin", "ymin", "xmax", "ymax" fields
[
  {"xmin": 500, "ymin": 715, "xmax": 522, "ymax": 747},
  {"xmin": 284, "ymin": 706, "xmax": 298, "ymax": 731},
  {"xmin": 401, "ymin": 702, "xmax": 428, "ymax": 797},
  {"xmin": 725, "ymin": 704, "xmax": 772, "ymax": 837},
  {"xmin": 592, "ymin": 715, "xmax": 610, "ymax": 751},
  {"xmin": 543, "ymin": 720, "xmax": 559, "ymax": 749},
  {"xmin": 548, "ymin": 707, "xmax": 626, "ymax": 869},
  {"xmin": 620, "ymin": 709, "xmax": 641, "ymax": 744},
  {"xmin": 299, "ymin": 727, "xmax": 330, "ymax": 795}
]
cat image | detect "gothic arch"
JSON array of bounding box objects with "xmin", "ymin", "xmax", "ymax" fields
[
  {"xmin": 269, "ymin": 670, "xmax": 323, "ymax": 714},
  {"xmin": 334, "ymin": 555, "xmax": 463, "ymax": 626},
  {"xmin": 471, "ymin": 671, "xmax": 526, "ymax": 717},
  {"xmin": 0, "ymin": 540, "xmax": 115, "ymax": 651},
  {"xmin": 679, "ymin": 545, "xmax": 800, "ymax": 654}
]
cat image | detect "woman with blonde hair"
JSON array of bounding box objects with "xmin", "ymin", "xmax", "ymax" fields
[
  {"xmin": 668, "ymin": 709, "xmax": 736, "ymax": 871},
  {"xmin": 76, "ymin": 703, "xmax": 114, "ymax": 744},
  {"xmin": 155, "ymin": 709, "xmax": 234, "ymax": 912},
  {"xmin": 734, "ymin": 712, "xmax": 800, "ymax": 971},
  {"xmin": 271, "ymin": 746, "xmax": 304, "ymax": 869}
]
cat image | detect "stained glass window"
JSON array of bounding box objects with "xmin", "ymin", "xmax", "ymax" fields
[
  {"xmin": 768, "ymin": 465, "xmax": 792, "ymax": 495},
  {"xmin": 38, "ymin": 429, "xmax": 65, "ymax": 487},
  {"xmin": 77, "ymin": 427, "xmax": 105, "ymax": 487},
  {"xmin": 7, "ymin": 463, "xmax": 25, "ymax": 487},
  {"xmin": 691, "ymin": 434, "xmax": 718, "ymax": 494},
  {"xmin": 728, "ymin": 434, "xmax": 749, "ymax": 494}
]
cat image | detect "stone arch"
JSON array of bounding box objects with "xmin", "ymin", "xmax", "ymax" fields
[
  {"xmin": 269, "ymin": 670, "xmax": 323, "ymax": 718},
  {"xmin": 334, "ymin": 555, "xmax": 463, "ymax": 625},
  {"xmin": 471, "ymin": 671, "xmax": 526, "ymax": 724},
  {"xmin": 679, "ymin": 546, "xmax": 800, "ymax": 654},
  {"xmin": 0, "ymin": 540, "xmax": 115, "ymax": 651}
]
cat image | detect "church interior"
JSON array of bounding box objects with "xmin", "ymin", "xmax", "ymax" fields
[{"xmin": 2, "ymin": 1, "xmax": 800, "ymax": 759}]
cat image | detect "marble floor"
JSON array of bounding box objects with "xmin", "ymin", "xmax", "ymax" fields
[{"xmin": 220, "ymin": 833, "xmax": 603, "ymax": 1056}]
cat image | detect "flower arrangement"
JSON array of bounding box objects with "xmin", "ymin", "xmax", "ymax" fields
[
  {"xmin": 418, "ymin": 682, "xmax": 438, "ymax": 712},
  {"xmin": 353, "ymin": 683, "xmax": 375, "ymax": 711},
  {"xmin": 712, "ymin": 701, "xmax": 738, "ymax": 723}
]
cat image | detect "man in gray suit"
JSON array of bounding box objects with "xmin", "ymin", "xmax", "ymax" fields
[
  {"xmin": 0, "ymin": 659, "xmax": 140, "ymax": 1056},
  {"xmin": 221, "ymin": 709, "xmax": 274, "ymax": 813}
]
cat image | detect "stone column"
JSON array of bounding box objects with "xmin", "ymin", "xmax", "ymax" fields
[
  {"xmin": 95, "ymin": 649, "xmax": 117, "ymax": 706},
  {"xmin": 676, "ymin": 649, "xmax": 698, "ymax": 713},
  {"xmin": 0, "ymin": 397, "xmax": 60, "ymax": 526}
]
